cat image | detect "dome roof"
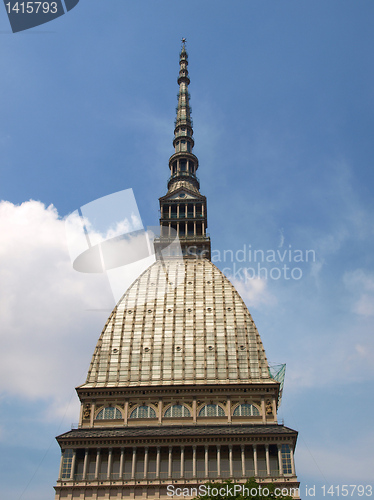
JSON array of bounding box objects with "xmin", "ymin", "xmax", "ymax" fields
[{"xmin": 81, "ymin": 259, "xmax": 274, "ymax": 389}]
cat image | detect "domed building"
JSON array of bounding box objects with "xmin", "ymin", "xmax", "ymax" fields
[{"xmin": 54, "ymin": 41, "xmax": 300, "ymax": 500}]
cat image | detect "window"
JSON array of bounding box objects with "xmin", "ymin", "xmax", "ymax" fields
[
  {"xmin": 164, "ymin": 404, "xmax": 191, "ymax": 418},
  {"xmin": 61, "ymin": 449, "xmax": 74, "ymax": 479},
  {"xmin": 130, "ymin": 405, "xmax": 156, "ymax": 419},
  {"xmin": 198, "ymin": 404, "xmax": 225, "ymax": 417},
  {"xmin": 281, "ymin": 444, "xmax": 292, "ymax": 474},
  {"xmin": 233, "ymin": 404, "xmax": 260, "ymax": 417},
  {"xmin": 96, "ymin": 406, "xmax": 122, "ymax": 420}
]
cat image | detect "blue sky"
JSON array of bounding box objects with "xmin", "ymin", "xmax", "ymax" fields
[{"xmin": 0, "ymin": 1, "xmax": 374, "ymax": 498}]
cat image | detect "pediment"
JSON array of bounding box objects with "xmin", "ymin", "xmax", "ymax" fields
[{"xmin": 160, "ymin": 188, "xmax": 205, "ymax": 202}]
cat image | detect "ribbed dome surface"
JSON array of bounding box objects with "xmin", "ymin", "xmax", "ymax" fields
[{"xmin": 81, "ymin": 259, "xmax": 273, "ymax": 388}]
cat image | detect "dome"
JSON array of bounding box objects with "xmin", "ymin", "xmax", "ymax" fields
[{"xmin": 81, "ymin": 259, "xmax": 274, "ymax": 389}]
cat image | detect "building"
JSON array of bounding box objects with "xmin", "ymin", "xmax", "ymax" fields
[{"xmin": 54, "ymin": 41, "xmax": 300, "ymax": 500}]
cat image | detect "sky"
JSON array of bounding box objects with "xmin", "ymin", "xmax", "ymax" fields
[{"xmin": 0, "ymin": 1, "xmax": 374, "ymax": 499}]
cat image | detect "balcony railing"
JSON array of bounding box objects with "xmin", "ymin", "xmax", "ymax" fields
[
  {"xmin": 161, "ymin": 213, "xmax": 205, "ymax": 219},
  {"xmin": 71, "ymin": 468, "xmax": 281, "ymax": 483}
]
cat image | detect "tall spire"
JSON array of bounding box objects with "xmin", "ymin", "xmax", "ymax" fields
[
  {"xmin": 154, "ymin": 40, "xmax": 211, "ymax": 260},
  {"xmin": 167, "ymin": 38, "xmax": 199, "ymax": 193},
  {"xmin": 175, "ymin": 38, "xmax": 193, "ymax": 140}
]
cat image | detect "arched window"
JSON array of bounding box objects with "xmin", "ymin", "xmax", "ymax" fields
[
  {"xmin": 233, "ymin": 404, "xmax": 260, "ymax": 417},
  {"xmin": 164, "ymin": 404, "xmax": 191, "ymax": 418},
  {"xmin": 198, "ymin": 404, "xmax": 225, "ymax": 417},
  {"xmin": 96, "ymin": 407, "xmax": 122, "ymax": 420},
  {"xmin": 130, "ymin": 405, "xmax": 156, "ymax": 419}
]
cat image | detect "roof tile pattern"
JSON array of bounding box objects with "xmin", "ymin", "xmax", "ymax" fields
[
  {"xmin": 81, "ymin": 259, "xmax": 273, "ymax": 388},
  {"xmin": 58, "ymin": 425, "xmax": 296, "ymax": 440}
]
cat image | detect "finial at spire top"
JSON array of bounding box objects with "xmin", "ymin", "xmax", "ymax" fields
[{"xmin": 181, "ymin": 38, "xmax": 187, "ymax": 55}]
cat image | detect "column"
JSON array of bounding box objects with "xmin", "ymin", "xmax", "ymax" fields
[
  {"xmin": 253, "ymin": 445, "xmax": 258, "ymax": 476},
  {"xmin": 58, "ymin": 451, "xmax": 64, "ymax": 480},
  {"xmin": 168, "ymin": 222, "xmax": 171, "ymax": 237},
  {"xmin": 83, "ymin": 449, "xmax": 89, "ymax": 480},
  {"xmin": 168, "ymin": 446, "xmax": 172, "ymax": 478},
  {"xmin": 261, "ymin": 398, "xmax": 266, "ymax": 423},
  {"xmin": 241, "ymin": 445, "xmax": 245, "ymax": 477},
  {"xmin": 94, "ymin": 449, "xmax": 101, "ymax": 480},
  {"xmin": 277, "ymin": 445, "xmax": 283, "ymax": 476},
  {"xmin": 119, "ymin": 448, "xmax": 125, "ymax": 478},
  {"xmin": 107, "ymin": 448, "xmax": 113, "ymax": 480},
  {"xmin": 169, "ymin": 205, "xmax": 171, "ymax": 218},
  {"xmin": 158, "ymin": 399, "xmax": 163, "ymax": 424},
  {"xmin": 90, "ymin": 402, "xmax": 95, "ymax": 427},
  {"xmin": 272, "ymin": 398, "xmax": 277, "ymax": 420},
  {"xmin": 227, "ymin": 398, "xmax": 232, "ymax": 423},
  {"xmin": 192, "ymin": 445, "xmax": 197, "ymax": 478},
  {"xmin": 265, "ymin": 444, "xmax": 270, "ymax": 476},
  {"xmin": 217, "ymin": 445, "xmax": 221, "ymax": 478},
  {"xmin": 205, "ymin": 446, "xmax": 209, "ymax": 478},
  {"xmin": 70, "ymin": 450, "xmax": 76, "ymax": 480},
  {"xmin": 290, "ymin": 447, "xmax": 296, "ymax": 475},
  {"xmin": 229, "ymin": 445, "xmax": 233, "ymax": 477},
  {"xmin": 156, "ymin": 447, "xmax": 160, "ymax": 479},
  {"xmin": 131, "ymin": 447, "xmax": 136, "ymax": 480},
  {"xmin": 194, "ymin": 222, "xmax": 196, "ymax": 236},
  {"xmin": 180, "ymin": 446, "xmax": 184, "ymax": 478},
  {"xmin": 193, "ymin": 204, "xmax": 196, "ymax": 218},
  {"xmin": 192, "ymin": 399, "xmax": 197, "ymax": 424},
  {"xmin": 79, "ymin": 404, "xmax": 84, "ymax": 427},
  {"xmin": 124, "ymin": 401, "xmax": 128, "ymax": 425},
  {"xmin": 144, "ymin": 447, "xmax": 149, "ymax": 479}
]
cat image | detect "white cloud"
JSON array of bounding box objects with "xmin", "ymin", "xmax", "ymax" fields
[
  {"xmin": 344, "ymin": 269, "xmax": 374, "ymax": 316},
  {"xmin": 286, "ymin": 326, "xmax": 374, "ymax": 391},
  {"xmin": 232, "ymin": 276, "xmax": 277, "ymax": 308},
  {"xmin": 0, "ymin": 200, "xmax": 113, "ymax": 419}
]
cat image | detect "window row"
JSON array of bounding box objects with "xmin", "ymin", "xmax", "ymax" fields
[
  {"xmin": 95, "ymin": 403, "xmax": 260, "ymax": 420},
  {"xmin": 60, "ymin": 443, "xmax": 294, "ymax": 481},
  {"xmin": 175, "ymin": 140, "xmax": 192, "ymax": 153},
  {"xmin": 171, "ymin": 159, "xmax": 196, "ymax": 175}
]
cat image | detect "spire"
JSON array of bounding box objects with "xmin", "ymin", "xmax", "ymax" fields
[
  {"xmin": 154, "ymin": 40, "xmax": 211, "ymax": 260},
  {"xmin": 175, "ymin": 38, "xmax": 193, "ymax": 135},
  {"xmin": 167, "ymin": 38, "xmax": 199, "ymax": 193}
]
